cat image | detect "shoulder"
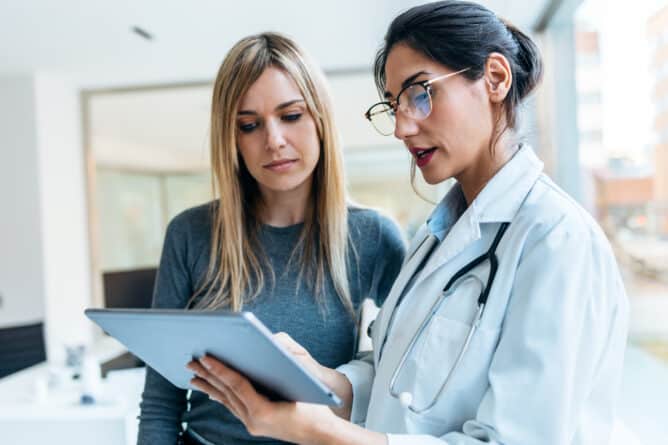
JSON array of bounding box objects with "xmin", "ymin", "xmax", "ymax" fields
[
  {"xmin": 165, "ymin": 201, "xmax": 216, "ymax": 243},
  {"xmin": 346, "ymin": 204, "xmax": 407, "ymax": 269},
  {"xmin": 347, "ymin": 204, "xmax": 406, "ymax": 246},
  {"xmin": 516, "ymin": 174, "xmax": 613, "ymax": 260}
]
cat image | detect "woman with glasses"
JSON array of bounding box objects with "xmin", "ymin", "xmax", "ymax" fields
[
  {"xmin": 137, "ymin": 32, "xmax": 406, "ymax": 445},
  {"xmin": 188, "ymin": 2, "xmax": 629, "ymax": 444}
]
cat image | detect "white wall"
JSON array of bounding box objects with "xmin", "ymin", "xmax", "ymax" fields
[
  {"xmin": 0, "ymin": 73, "xmax": 94, "ymax": 362},
  {"xmin": 0, "ymin": 75, "xmax": 46, "ymax": 329},
  {"xmin": 34, "ymin": 74, "xmax": 94, "ymax": 363}
]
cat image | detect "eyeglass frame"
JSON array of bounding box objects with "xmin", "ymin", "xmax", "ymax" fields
[{"xmin": 364, "ymin": 67, "xmax": 471, "ymax": 135}]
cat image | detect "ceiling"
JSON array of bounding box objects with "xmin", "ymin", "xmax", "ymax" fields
[{"xmin": 1, "ymin": 0, "xmax": 552, "ymax": 85}]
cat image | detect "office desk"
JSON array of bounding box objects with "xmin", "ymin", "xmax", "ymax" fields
[{"xmin": 0, "ymin": 338, "xmax": 145, "ymax": 445}]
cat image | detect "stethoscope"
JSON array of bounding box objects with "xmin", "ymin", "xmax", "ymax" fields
[{"xmin": 381, "ymin": 221, "xmax": 510, "ymax": 414}]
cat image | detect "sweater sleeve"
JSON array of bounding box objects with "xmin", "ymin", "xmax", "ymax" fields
[{"xmin": 137, "ymin": 217, "xmax": 192, "ymax": 444}]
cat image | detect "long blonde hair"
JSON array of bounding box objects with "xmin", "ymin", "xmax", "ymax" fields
[{"xmin": 191, "ymin": 32, "xmax": 351, "ymax": 315}]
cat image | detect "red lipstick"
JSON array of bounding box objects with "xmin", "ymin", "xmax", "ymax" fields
[{"xmin": 409, "ymin": 147, "xmax": 437, "ymax": 168}]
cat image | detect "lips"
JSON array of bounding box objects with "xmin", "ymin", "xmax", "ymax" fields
[
  {"xmin": 408, "ymin": 147, "xmax": 437, "ymax": 168},
  {"xmin": 263, "ymin": 158, "xmax": 298, "ymax": 171}
]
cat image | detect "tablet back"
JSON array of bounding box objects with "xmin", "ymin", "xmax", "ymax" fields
[{"xmin": 85, "ymin": 308, "xmax": 341, "ymax": 406}]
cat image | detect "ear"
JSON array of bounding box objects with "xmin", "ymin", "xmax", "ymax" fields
[{"xmin": 484, "ymin": 53, "xmax": 512, "ymax": 103}]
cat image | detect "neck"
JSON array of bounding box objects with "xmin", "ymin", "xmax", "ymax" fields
[
  {"xmin": 457, "ymin": 134, "xmax": 518, "ymax": 205},
  {"xmin": 257, "ymin": 178, "xmax": 312, "ymax": 227}
]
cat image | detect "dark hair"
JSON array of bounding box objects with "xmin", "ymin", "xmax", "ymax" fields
[{"xmin": 374, "ymin": 0, "xmax": 543, "ymax": 136}]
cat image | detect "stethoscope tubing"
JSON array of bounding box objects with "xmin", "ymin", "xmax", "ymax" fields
[{"xmin": 385, "ymin": 222, "xmax": 510, "ymax": 414}]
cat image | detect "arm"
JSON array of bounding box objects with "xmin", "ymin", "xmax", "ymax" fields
[
  {"xmin": 137, "ymin": 218, "xmax": 193, "ymax": 444},
  {"xmin": 188, "ymin": 355, "xmax": 388, "ymax": 445}
]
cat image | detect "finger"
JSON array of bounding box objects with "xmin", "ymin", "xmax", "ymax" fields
[
  {"xmin": 190, "ymin": 377, "xmax": 243, "ymax": 419},
  {"xmin": 189, "ymin": 360, "xmax": 235, "ymax": 396},
  {"xmin": 274, "ymin": 332, "xmax": 308, "ymax": 354},
  {"xmin": 190, "ymin": 376, "xmax": 226, "ymax": 403},
  {"xmin": 188, "ymin": 361, "xmax": 252, "ymax": 421},
  {"xmin": 199, "ymin": 356, "xmax": 268, "ymax": 412},
  {"xmin": 190, "ymin": 365, "xmax": 252, "ymax": 423}
]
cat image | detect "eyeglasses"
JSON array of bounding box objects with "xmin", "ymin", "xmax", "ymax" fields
[{"xmin": 364, "ymin": 68, "xmax": 470, "ymax": 136}]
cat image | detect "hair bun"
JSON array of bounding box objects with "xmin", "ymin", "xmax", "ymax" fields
[{"xmin": 502, "ymin": 19, "xmax": 543, "ymax": 100}]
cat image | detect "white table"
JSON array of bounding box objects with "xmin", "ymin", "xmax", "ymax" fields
[{"xmin": 0, "ymin": 337, "xmax": 145, "ymax": 445}]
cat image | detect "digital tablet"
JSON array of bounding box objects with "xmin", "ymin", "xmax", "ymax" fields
[{"xmin": 85, "ymin": 308, "xmax": 342, "ymax": 406}]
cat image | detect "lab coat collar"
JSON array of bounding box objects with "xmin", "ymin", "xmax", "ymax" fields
[
  {"xmin": 418, "ymin": 145, "xmax": 543, "ymax": 280},
  {"xmin": 473, "ymin": 144, "xmax": 544, "ymax": 224}
]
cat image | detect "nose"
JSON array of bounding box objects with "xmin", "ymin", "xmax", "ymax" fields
[
  {"xmin": 393, "ymin": 110, "xmax": 419, "ymax": 141},
  {"xmin": 265, "ymin": 118, "xmax": 287, "ymax": 151}
]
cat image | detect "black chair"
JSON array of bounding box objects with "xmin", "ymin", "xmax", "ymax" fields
[
  {"xmin": 100, "ymin": 267, "xmax": 158, "ymax": 376},
  {"xmin": 102, "ymin": 267, "xmax": 157, "ymax": 309},
  {"xmin": 0, "ymin": 322, "xmax": 46, "ymax": 378}
]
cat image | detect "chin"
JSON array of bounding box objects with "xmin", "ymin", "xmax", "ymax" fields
[
  {"xmin": 422, "ymin": 174, "xmax": 442, "ymax": 185},
  {"xmin": 261, "ymin": 176, "xmax": 311, "ymax": 193},
  {"xmin": 420, "ymin": 168, "xmax": 451, "ymax": 186}
]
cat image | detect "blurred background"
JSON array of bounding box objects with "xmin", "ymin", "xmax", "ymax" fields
[{"xmin": 0, "ymin": 0, "xmax": 666, "ymax": 443}]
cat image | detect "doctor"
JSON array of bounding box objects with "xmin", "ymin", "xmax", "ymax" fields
[{"xmin": 187, "ymin": 1, "xmax": 630, "ymax": 444}]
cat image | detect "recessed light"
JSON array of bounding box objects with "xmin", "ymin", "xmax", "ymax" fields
[{"xmin": 131, "ymin": 26, "xmax": 154, "ymax": 41}]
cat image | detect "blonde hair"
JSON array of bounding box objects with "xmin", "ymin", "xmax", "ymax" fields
[{"xmin": 190, "ymin": 32, "xmax": 352, "ymax": 315}]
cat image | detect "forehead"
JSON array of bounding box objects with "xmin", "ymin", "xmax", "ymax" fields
[
  {"xmin": 239, "ymin": 66, "xmax": 303, "ymax": 110},
  {"xmin": 384, "ymin": 43, "xmax": 445, "ymax": 95}
]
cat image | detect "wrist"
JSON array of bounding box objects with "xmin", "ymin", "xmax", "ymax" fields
[
  {"xmin": 297, "ymin": 409, "xmax": 344, "ymax": 445},
  {"xmin": 320, "ymin": 368, "xmax": 352, "ymax": 420},
  {"xmin": 318, "ymin": 365, "xmax": 341, "ymax": 388},
  {"xmin": 297, "ymin": 413, "xmax": 388, "ymax": 445}
]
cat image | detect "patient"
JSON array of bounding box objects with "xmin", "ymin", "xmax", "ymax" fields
[{"xmin": 136, "ymin": 32, "xmax": 406, "ymax": 445}]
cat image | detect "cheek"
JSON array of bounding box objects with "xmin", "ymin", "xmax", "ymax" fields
[
  {"xmin": 296, "ymin": 120, "xmax": 321, "ymax": 162},
  {"xmin": 236, "ymin": 135, "xmax": 262, "ymax": 168},
  {"xmin": 430, "ymin": 87, "xmax": 491, "ymax": 145}
]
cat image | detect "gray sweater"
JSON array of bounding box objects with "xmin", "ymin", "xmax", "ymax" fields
[{"xmin": 137, "ymin": 202, "xmax": 406, "ymax": 445}]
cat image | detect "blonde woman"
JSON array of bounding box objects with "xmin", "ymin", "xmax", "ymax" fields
[{"xmin": 137, "ymin": 33, "xmax": 406, "ymax": 445}]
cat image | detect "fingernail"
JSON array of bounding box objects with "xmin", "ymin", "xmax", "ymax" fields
[{"xmin": 200, "ymin": 357, "xmax": 212, "ymax": 370}]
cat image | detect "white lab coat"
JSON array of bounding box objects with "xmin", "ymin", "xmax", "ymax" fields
[{"xmin": 338, "ymin": 146, "xmax": 629, "ymax": 445}]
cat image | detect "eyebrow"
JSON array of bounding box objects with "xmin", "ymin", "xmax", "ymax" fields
[
  {"xmin": 383, "ymin": 71, "xmax": 431, "ymax": 99},
  {"xmin": 238, "ymin": 99, "xmax": 305, "ymax": 116}
]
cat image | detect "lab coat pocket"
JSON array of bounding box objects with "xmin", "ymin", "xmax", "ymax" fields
[
  {"xmin": 406, "ymin": 315, "xmax": 501, "ymax": 432},
  {"xmin": 414, "ymin": 316, "xmax": 471, "ymax": 399}
]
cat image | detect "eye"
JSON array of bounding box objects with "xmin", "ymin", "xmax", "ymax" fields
[
  {"xmin": 282, "ymin": 113, "xmax": 302, "ymax": 122},
  {"xmin": 238, "ymin": 122, "xmax": 258, "ymax": 133}
]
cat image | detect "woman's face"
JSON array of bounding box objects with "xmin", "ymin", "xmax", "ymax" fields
[
  {"xmin": 384, "ymin": 44, "xmax": 495, "ymax": 185},
  {"xmin": 236, "ymin": 67, "xmax": 320, "ymax": 198}
]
